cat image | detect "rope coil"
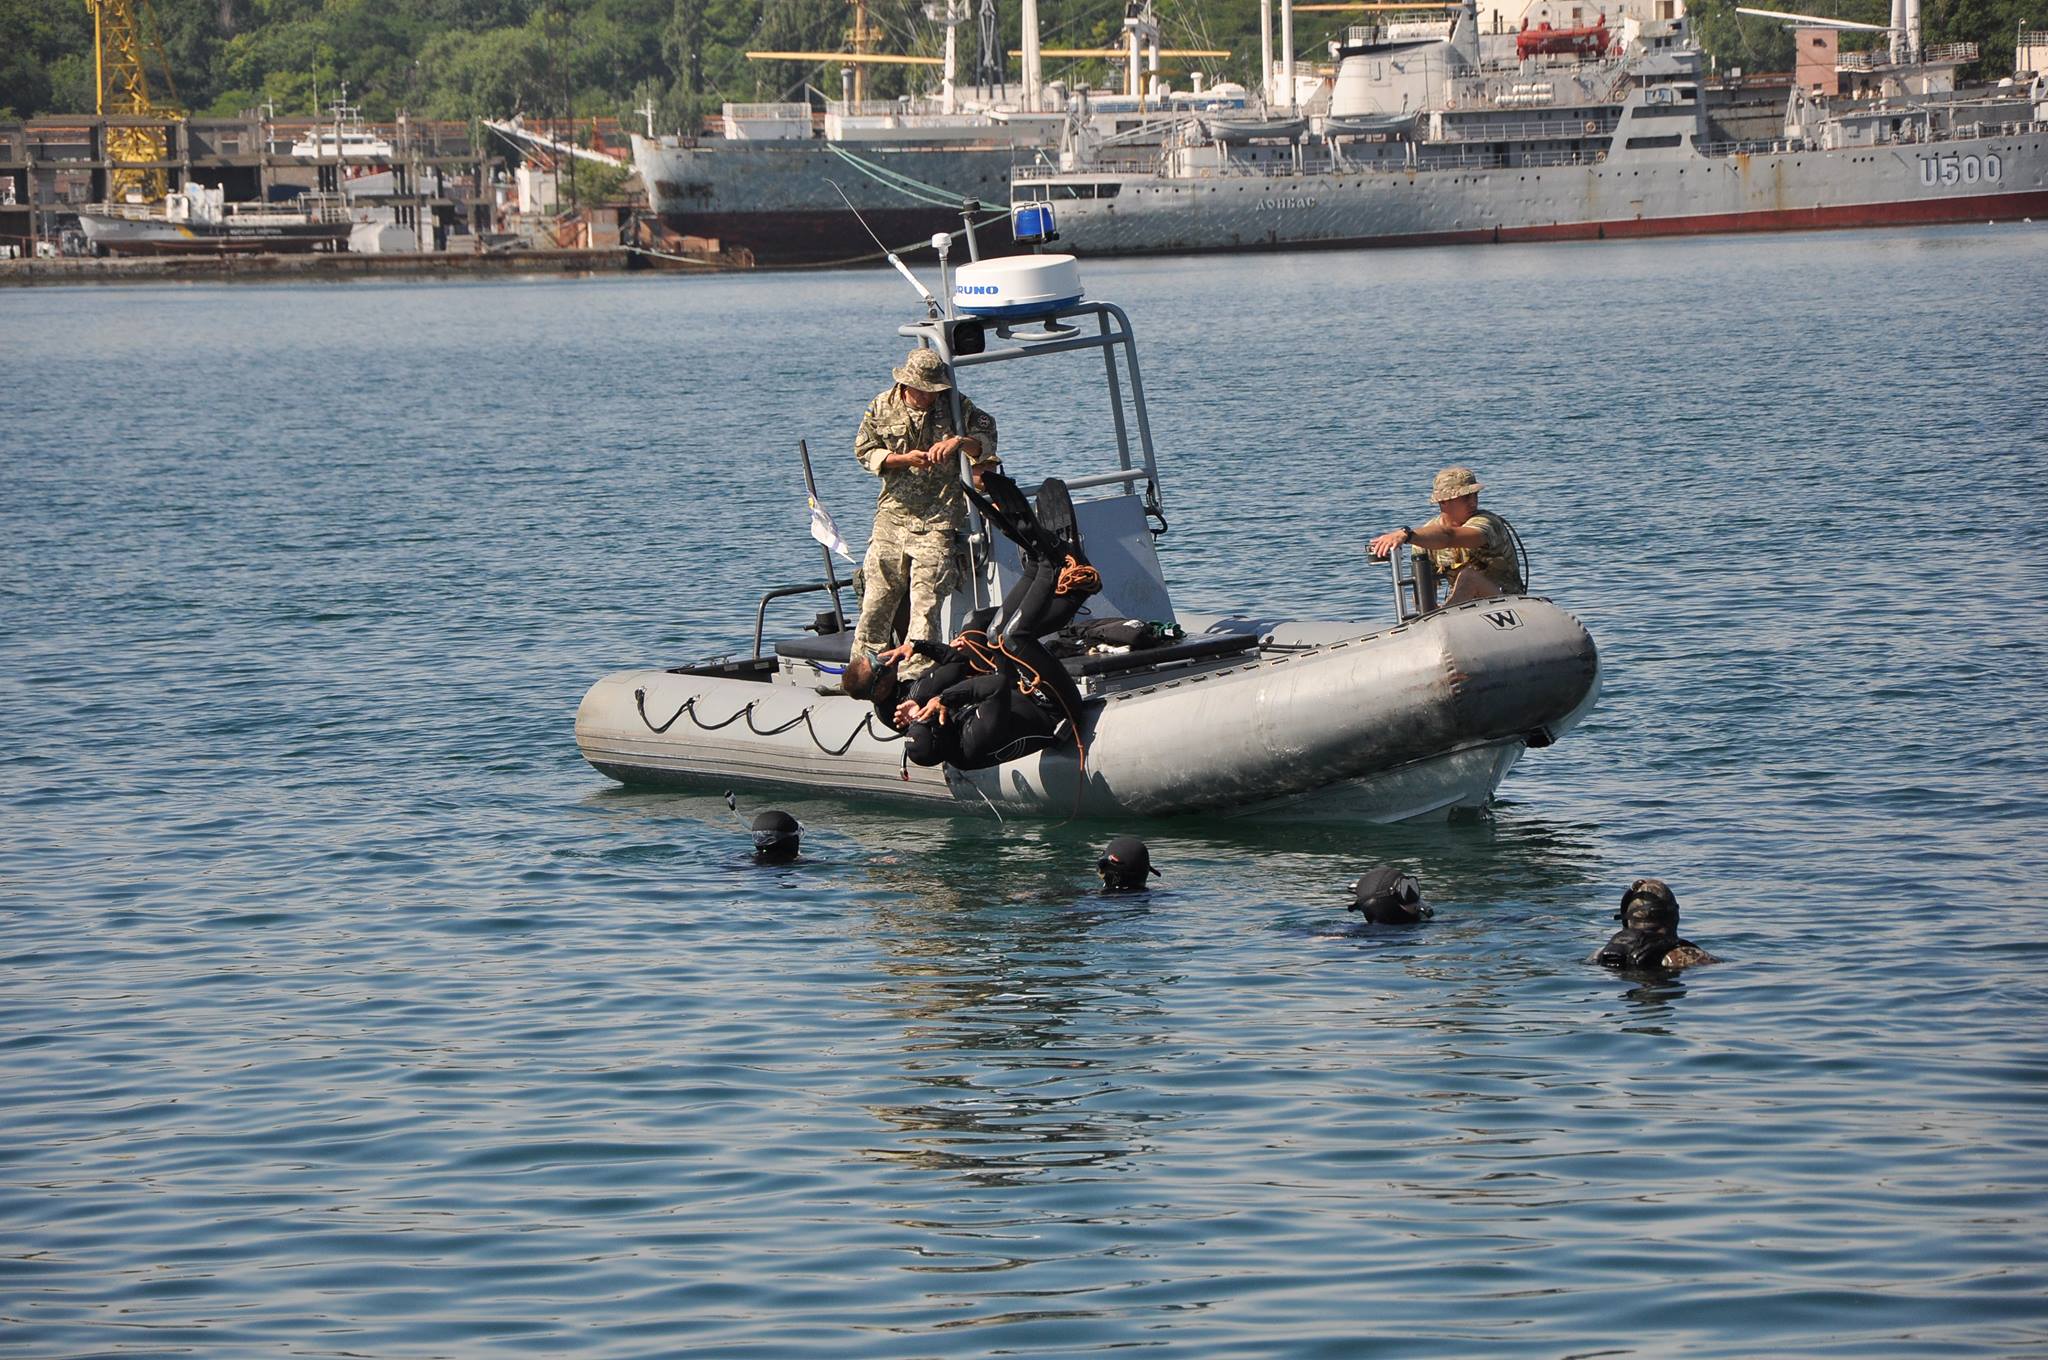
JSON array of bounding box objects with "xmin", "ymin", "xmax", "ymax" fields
[{"xmin": 1055, "ymin": 555, "xmax": 1100, "ymax": 597}]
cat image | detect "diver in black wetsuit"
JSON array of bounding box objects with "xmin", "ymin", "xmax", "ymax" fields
[
  {"xmin": 847, "ymin": 633, "xmax": 982, "ymax": 767},
  {"xmin": 749, "ymin": 810, "xmax": 802, "ymax": 863},
  {"xmin": 1098, "ymin": 837, "xmax": 1160, "ymax": 893},
  {"xmin": 1592, "ymin": 878, "xmax": 1718, "ymax": 971},
  {"xmin": 965, "ymin": 472, "xmax": 1099, "ymax": 752},
  {"xmin": 1347, "ymin": 866, "xmax": 1432, "ymax": 924},
  {"xmin": 842, "ymin": 474, "xmax": 1098, "ymax": 774},
  {"xmin": 903, "ymin": 661, "xmax": 1061, "ymax": 769}
]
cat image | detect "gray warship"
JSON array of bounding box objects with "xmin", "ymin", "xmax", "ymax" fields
[
  {"xmin": 1014, "ymin": 0, "xmax": 2048, "ymax": 254},
  {"xmin": 631, "ymin": 1, "xmax": 1249, "ymax": 265},
  {"xmin": 574, "ymin": 224, "xmax": 1600, "ymax": 821}
]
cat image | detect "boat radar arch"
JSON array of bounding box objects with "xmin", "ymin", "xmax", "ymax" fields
[{"xmin": 952, "ymin": 255, "xmax": 1085, "ymax": 320}]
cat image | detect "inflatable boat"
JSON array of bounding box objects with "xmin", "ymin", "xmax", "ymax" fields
[{"xmin": 576, "ymin": 223, "xmax": 1599, "ymax": 822}]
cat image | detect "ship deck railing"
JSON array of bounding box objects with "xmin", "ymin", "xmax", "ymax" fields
[
  {"xmin": 79, "ymin": 197, "xmax": 352, "ymax": 223},
  {"xmin": 1837, "ymin": 41, "xmax": 1979, "ymax": 69},
  {"xmin": 724, "ymin": 102, "xmax": 811, "ymax": 119},
  {"xmin": 1693, "ymin": 115, "xmax": 2043, "ymax": 158},
  {"xmin": 1021, "ymin": 143, "xmax": 1622, "ymax": 181},
  {"xmin": 1428, "ymin": 115, "xmax": 1617, "ymax": 143}
]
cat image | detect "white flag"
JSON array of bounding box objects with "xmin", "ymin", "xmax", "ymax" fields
[{"xmin": 808, "ymin": 494, "xmax": 855, "ymax": 562}]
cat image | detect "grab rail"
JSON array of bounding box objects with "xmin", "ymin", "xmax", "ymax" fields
[
  {"xmin": 754, "ymin": 580, "xmax": 845, "ymax": 660},
  {"xmin": 1387, "ymin": 544, "xmax": 1439, "ymax": 621}
]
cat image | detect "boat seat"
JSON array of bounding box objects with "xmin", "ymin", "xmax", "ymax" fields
[
  {"xmin": 774, "ymin": 632, "xmax": 857, "ymax": 664},
  {"xmin": 1073, "ymin": 631, "xmax": 1259, "ymax": 677}
]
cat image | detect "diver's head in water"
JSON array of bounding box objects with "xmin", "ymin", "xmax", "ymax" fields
[
  {"xmin": 750, "ymin": 810, "xmax": 802, "ymax": 863},
  {"xmin": 1595, "ymin": 877, "xmax": 1716, "ymax": 970},
  {"xmin": 1347, "ymin": 866, "xmax": 1432, "ymax": 924},
  {"xmin": 1614, "ymin": 878, "xmax": 1681, "ymax": 933},
  {"xmin": 1097, "ymin": 837, "xmax": 1159, "ymax": 893}
]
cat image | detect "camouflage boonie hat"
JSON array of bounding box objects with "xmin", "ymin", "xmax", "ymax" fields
[
  {"xmin": 893, "ymin": 347, "xmax": 952, "ymax": 393},
  {"xmin": 1431, "ymin": 465, "xmax": 1483, "ymax": 502}
]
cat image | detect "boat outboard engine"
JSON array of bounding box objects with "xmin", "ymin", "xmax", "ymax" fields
[
  {"xmin": 1347, "ymin": 866, "xmax": 1432, "ymax": 924},
  {"xmin": 1097, "ymin": 837, "xmax": 1160, "ymax": 893},
  {"xmin": 750, "ymin": 810, "xmax": 803, "ymax": 863}
]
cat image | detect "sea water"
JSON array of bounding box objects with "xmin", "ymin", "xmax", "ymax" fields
[{"xmin": 3, "ymin": 226, "xmax": 2046, "ymax": 1357}]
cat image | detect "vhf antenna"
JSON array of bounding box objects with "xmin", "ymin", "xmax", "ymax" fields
[{"xmin": 830, "ymin": 180, "xmax": 940, "ymax": 317}]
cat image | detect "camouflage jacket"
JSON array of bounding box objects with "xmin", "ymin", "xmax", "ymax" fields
[
  {"xmin": 1427, "ymin": 510, "xmax": 1525, "ymax": 594},
  {"xmin": 854, "ymin": 386, "xmax": 999, "ymax": 530}
]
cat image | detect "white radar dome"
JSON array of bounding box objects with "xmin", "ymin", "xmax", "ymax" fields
[{"xmin": 952, "ymin": 255, "xmax": 1083, "ymax": 320}]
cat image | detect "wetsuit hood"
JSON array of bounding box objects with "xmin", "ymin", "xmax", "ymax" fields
[
  {"xmin": 1348, "ymin": 866, "xmax": 1432, "ymax": 924},
  {"xmin": 1098, "ymin": 836, "xmax": 1159, "ymax": 892},
  {"xmin": 750, "ymin": 810, "xmax": 802, "ymax": 862},
  {"xmin": 1616, "ymin": 878, "xmax": 1681, "ymax": 931}
]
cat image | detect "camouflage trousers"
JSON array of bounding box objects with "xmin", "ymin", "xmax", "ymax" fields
[{"xmin": 854, "ymin": 516, "xmax": 959, "ymax": 677}]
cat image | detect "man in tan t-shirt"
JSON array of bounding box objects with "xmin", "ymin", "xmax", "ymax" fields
[{"xmin": 1369, "ymin": 465, "xmax": 1525, "ymax": 603}]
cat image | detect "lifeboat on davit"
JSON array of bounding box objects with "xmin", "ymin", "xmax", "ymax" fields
[
  {"xmin": 573, "ymin": 215, "xmax": 1601, "ymax": 823},
  {"xmin": 1516, "ymin": 17, "xmax": 1613, "ymax": 59}
]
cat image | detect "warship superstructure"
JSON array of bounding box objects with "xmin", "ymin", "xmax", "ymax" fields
[
  {"xmin": 632, "ymin": 1, "xmax": 1248, "ymax": 264},
  {"xmin": 1013, "ymin": 0, "xmax": 2048, "ymax": 254}
]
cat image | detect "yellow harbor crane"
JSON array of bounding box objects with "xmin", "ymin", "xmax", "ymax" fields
[{"xmin": 84, "ymin": 0, "xmax": 182, "ymax": 200}]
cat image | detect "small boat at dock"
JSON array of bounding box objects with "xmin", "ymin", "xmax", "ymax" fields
[
  {"xmin": 574, "ymin": 221, "xmax": 1599, "ymax": 822},
  {"xmin": 76, "ymin": 182, "xmax": 349, "ymax": 257}
]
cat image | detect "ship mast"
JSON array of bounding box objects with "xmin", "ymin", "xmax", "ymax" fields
[
  {"xmin": 1021, "ymin": 0, "xmax": 1044, "ymax": 110},
  {"xmin": 851, "ymin": 0, "xmax": 871, "ymax": 105}
]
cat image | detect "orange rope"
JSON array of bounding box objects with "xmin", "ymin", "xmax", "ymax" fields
[
  {"xmin": 1055, "ymin": 555, "xmax": 1100, "ymax": 597},
  {"xmin": 988, "ymin": 633, "xmax": 1087, "ymax": 787}
]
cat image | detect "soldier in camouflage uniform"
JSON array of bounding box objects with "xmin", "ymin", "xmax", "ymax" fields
[
  {"xmin": 851, "ymin": 347, "xmax": 1000, "ymax": 676},
  {"xmin": 1369, "ymin": 465, "xmax": 1526, "ymax": 600}
]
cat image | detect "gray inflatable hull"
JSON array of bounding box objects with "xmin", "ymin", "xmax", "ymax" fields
[{"xmin": 575, "ymin": 596, "xmax": 1598, "ymax": 824}]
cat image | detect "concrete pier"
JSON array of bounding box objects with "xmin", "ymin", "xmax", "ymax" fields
[{"xmin": 0, "ymin": 247, "xmax": 750, "ymax": 286}]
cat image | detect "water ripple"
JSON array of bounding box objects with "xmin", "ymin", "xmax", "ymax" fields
[{"xmin": 4, "ymin": 229, "xmax": 2047, "ymax": 1357}]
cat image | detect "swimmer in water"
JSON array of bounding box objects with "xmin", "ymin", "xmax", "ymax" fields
[
  {"xmin": 750, "ymin": 810, "xmax": 802, "ymax": 863},
  {"xmin": 1347, "ymin": 866, "xmax": 1433, "ymax": 924},
  {"xmin": 1591, "ymin": 878, "xmax": 1717, "ymax": 970},
  {"xmin": 1097, "ymin": 837, "xmax": 1160, "ymax": 893}
]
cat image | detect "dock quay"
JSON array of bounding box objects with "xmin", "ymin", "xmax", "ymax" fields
[
  {"xmin": 0, "ymin": 111, "xmax": 755, "ymax": 280},
  {"xmin": 0, "ymin": 247, "xmax": 743, "ymax": 286},
  {"xmin": 1, "ymin": 113, "xmax": 492, "ymax": 253}
]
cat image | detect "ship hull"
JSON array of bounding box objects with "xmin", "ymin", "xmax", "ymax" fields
[
  {"xmin": 76, "ymin": 214, "xmax": 349, "ymax": 257},
  {"xmin": 1033, "ymin": 133, "xmax": 2048, "ymax": 255},
  {"xmin": 576, "ymin": 598, "xmax": 1600, "ymax": 824},
  {"xmin": 632, "ymin": 134, "xmax": 1040, "ymax": 265}
]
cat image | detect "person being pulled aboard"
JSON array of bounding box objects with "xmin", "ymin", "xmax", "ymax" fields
[
  {"xmin": 860, "ymin": 625, "xmax": 1062, "ymax": 771},
  {"xmin": 851, "ymin": 347, "xmax": 1001, "ymax": 679},
  {"xmin": 966, "ymin": 469, "xmax": 1099, "ymax": 745},
  {"xmin": 1368, "ymin": 465, "xmax": 1525, "ymax": 606}
]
